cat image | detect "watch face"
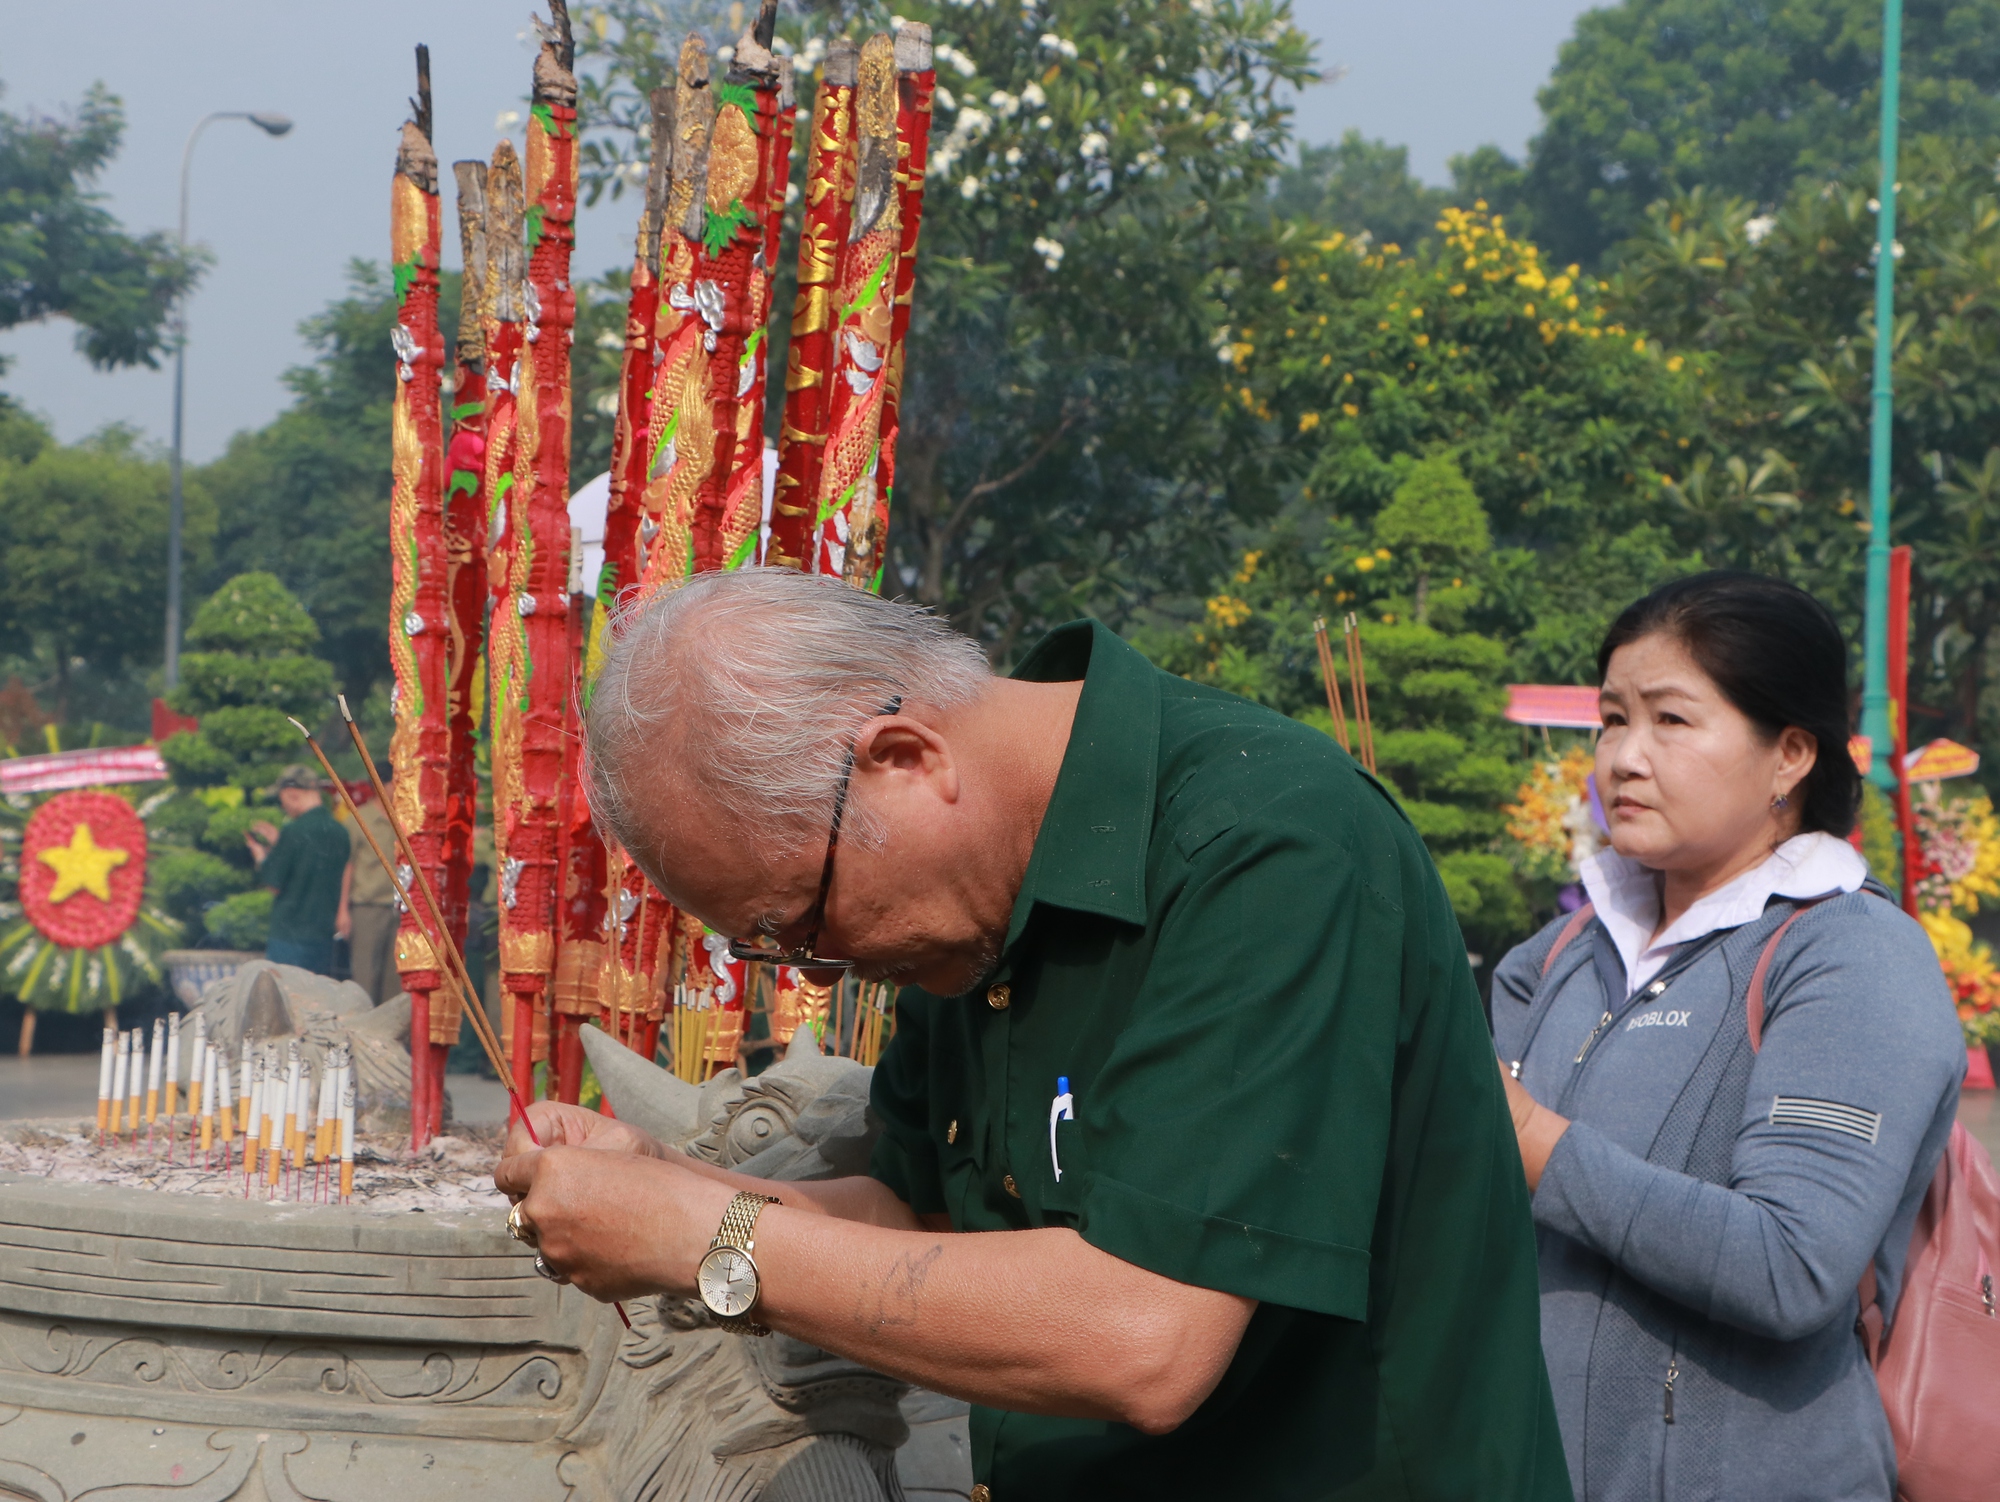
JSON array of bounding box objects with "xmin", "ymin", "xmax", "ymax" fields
[{"xmin": 697, "ymin": 1246, "xmax": 760, "ymax": 1319}]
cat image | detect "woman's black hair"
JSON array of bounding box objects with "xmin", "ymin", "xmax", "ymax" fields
[{"xmin": 1596, "ymin": 570, "xmax": 1862, "ymax": 838}]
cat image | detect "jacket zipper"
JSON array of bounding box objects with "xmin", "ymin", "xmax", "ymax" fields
[
  {"xmin": 1574, "ymin": 1011, "xmax": 1614, "ymax": 1064},
  {"xmin": 1663, "ymin": 1357, "xmax": 1678, "ymax": 1424}
]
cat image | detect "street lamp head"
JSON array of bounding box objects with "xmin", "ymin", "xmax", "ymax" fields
[{"xmin": 247, "ymin": 113, "xmax": 294, "ymax": 136}]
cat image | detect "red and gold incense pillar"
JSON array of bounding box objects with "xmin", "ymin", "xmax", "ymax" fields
[
  {"xmin": 551, "ymin": 538, "xmax": 603, "ymax": 1102},
  {"xmin": 716, "ymin": 52, "xmax": 797, "ymax": 572},
  {"xmin": 767, "ymin": 39, "xmax": 859, "ymax": 570},
  {"xmin": 686, "ymin": 35, "xmax": 785, "ymax": 576},
  {"xmin": 872, "ymin": 25, "xmax": 935, "ymax": 591},
  {"xmin": 386, "ymin": 91, "xmax": 450, "ymax": 1148},
  {"xmin": 493, "ymin": 38, "xmax": 579, "ymax": 1103},
  {"xmin": 433, "ymin": 159, "xmax": 491, "ymax": 1134},
  {"xmin": 634, "ymin": 34, "xmax": 717, "ymax": 599},
  {"xmin": 808, "ymin": 34, "xmax": 901, "ymax": 587},
  {"xmin": 482, "ymin": 139, "xmax": 531, "ymax": 1080},
  {"xmin": 590, "ymin": 89, "xmax": 676, "ymax": 1066}
]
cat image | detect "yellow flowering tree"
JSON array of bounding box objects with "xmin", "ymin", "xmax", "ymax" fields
[{"xmin": 1137, "ymin": 205, "xmax": 1703, "ymax": 962}]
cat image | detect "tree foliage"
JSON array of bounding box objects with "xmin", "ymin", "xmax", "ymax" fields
[
  {"xmin": 1607, "ymin": 137, "xmax": 2000, "ymax": 758},
  {"xmin": 150, "ymin": 572, "xmax": 332, "ymax": 944},
  {"xmin": 1266, "ymin": 131, "xmax": 1452, "ymax": 249},
  {"xmin": 0, "ymin": 420, "xmax": 213, "ymax": 720},
  {"xmin": 0, "ymin": 83, "xmax": 203, "ymax": 370},
  {"xmin": 1137, "ymin": 201, "xmax": 1705, "ymax": 955},
  {"xmin": 1518, "ymin": 0, "xmax": 2000, "ymax": 267}
]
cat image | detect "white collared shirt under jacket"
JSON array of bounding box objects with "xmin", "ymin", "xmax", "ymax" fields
[{"xmin": 1580, "ymin": 832, "xmax": 1868, "ymax": 997}]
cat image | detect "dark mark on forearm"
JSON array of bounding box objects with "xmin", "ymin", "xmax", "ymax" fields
[{"xmin": 861, "ymin": 1242, "xmax": 944, "ymax": 1333}]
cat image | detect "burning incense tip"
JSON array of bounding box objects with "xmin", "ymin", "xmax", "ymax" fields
[{"xmin": 336, "ymin": 694, "xmax": 354, "ymax": 722}]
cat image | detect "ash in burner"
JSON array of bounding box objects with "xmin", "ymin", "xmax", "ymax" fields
[{"xmin": 0, "ymin": 1118, "xmax": 509, "ymax": 1215}]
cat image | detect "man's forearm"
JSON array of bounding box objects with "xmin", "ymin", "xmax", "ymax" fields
[
  {"xmin": 748, "ymin": 1207, "xmax": 1250, "ymax": 1434},
  {"xmin": 663, "ymin": 1151, "xmax": 925, "ymax": 1229}
]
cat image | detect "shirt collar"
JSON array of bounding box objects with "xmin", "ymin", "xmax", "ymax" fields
[
  {"xmin": 1001, "ymin": 619, "xmax": 1160, "ymax": 950},
  {"xmin": 1580, "ymin": 831, "xmax": 1868, "ymax": 988}
]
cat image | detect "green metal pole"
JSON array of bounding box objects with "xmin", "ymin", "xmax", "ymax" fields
[{"xmin": 1860, "ymin": 0, "xmax": 1904, "ymax": 788}]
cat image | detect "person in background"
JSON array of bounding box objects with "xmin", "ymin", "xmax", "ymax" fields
[
  {"xmin": 1490, "ymin": 572, "xmax": 1964, "ymax": 1501},
  {"xmin": 337, "ymin": 766, "xmax": 400, "ymax": 1003},
  {"xmin": 246, "ymin": 765, "xmax": 350, "ymax": 977}
]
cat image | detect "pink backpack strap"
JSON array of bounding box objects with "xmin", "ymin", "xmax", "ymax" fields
[
  {"xmin": 1541, "ymin": 902, "xmax": 1597, "ymax": 979},
  {"xmin": 1746, "ymin": 896, "xmax": 1833, "ymax": 1052}
]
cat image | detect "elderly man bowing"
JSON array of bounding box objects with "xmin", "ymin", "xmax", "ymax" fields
[{"xmin": 497, "ymin": 570, "xmax": 1568, "ymax": 1502}]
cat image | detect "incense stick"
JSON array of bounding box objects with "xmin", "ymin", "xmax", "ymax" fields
[
  {"xmin": 286, "ymin": 716, "xmax": 519, "ymax": 1117},
  {"xmin": 1312, "ymin": 617, "xmax": 1351, "ymax": 754},
  {"xmin": 289, "ymin": 713, "xmax": 629, "ymax": 1326},
  {"xmin": 327, "ymin": 701, "xmax": 519, "ymax": 1107},
  {"xmin": 1343, "ymin": 615, "xmax": 1377, "ymax": 775}
]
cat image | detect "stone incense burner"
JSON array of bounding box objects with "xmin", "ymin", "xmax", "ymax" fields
[{"xmin": 0, "ymin": 967, "xmax": 968, "ymax": 1501}]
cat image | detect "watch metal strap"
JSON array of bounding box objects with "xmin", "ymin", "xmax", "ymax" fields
[
  {"xmin": 712, "ymin": 1190, "xmax": 779, "ymax": 1254},
  {"xmin": 710, "ymin": 1191, "xmax": 781, "ymax": 1334}
]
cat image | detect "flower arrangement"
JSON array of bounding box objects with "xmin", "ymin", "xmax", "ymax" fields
[
  {"xmin": 1504, "ymin": 745, "xmax": 1596, "ymax": 883},
  {"xmin": 1911, "ymin": 785, "xmax": 2000, "ymax": 1047},
  {"xmin": 1917, "ymin": 909, "xmax": 2000, "ymax": 1048},
  {"xmin": 1913, "ymin": 785, "xmax": 2000, "ymax": 914}
]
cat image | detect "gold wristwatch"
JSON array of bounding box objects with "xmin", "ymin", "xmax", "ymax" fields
[{"xmin": 697, "ymin": 1190, "xmax": 781, "ymax": 1335}]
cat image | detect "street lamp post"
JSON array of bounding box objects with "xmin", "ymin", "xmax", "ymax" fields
[
  {"xmin": 164, "ymin": 110, "xmax": 293, "ymax": 690},
  {"xmin": 1860, "ymin": 0, "xmax": 1904, "ymax": 787}
]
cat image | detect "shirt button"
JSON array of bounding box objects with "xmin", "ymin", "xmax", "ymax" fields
[
  {"xmin": 947, "ymin": 1119, "xmax": 958, "ymax": 1145},
  {"xmin": 1003, "ymin": 1173, "xmax": 1021, "ymax": 1199},
  {"xmin": 987, "ymin": 984, "xmax": 1011, "ymax": 1011},
  {"xmin": 971, "ymin": 1487, "xmax": 992, "ymax": 1502}
]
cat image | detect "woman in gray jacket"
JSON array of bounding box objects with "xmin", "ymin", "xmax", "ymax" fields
[{"xmin": 1491, "ymin": 572, "xmax": 1964, "ymax": 1502}]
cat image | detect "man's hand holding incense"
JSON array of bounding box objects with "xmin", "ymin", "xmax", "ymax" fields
[
  {"xmin": 495, "ymin": 1144, "xmax": 735, "ymax": 1303},
  {"xmin": 502, "ymin": 1099, "xmax": 670, "ymax": 1162}
]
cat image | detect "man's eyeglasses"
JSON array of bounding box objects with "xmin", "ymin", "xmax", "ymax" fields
[{"xmin": 728, "ymin": 696, "xmax": 903, "ymax": 969}]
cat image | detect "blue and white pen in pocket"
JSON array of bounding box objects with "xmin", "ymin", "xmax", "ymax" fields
[{"xmin": 1049, "ymin": 1076, "xmax": 1075, "ymax": 1182}]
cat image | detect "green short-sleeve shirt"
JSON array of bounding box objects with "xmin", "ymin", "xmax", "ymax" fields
[
  {"xmin": 869, "ymin": 622, "xmax": 1568, "ymax": 1502},
  {"xmin": 261, "ymin": 803, "xmax": 349, "ymax": 946}
]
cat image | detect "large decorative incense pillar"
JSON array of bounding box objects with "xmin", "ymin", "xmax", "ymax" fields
[
  {"xmin": 481, "ymin": 138, "xmax": 531, "ymax": 1075},
  {"xmin": 386, "ymin": 50, "xmax": 449, "ymax": 1146},
  {"xmin": 717, "ymin": 26, "xmax": 797, "ymax": 572},
  {"xmin": 807, "ymin": 35, "xmax": 900, "ymax": 587},
  {"xmin": 590, "ymin": 86, "xmax": 672, "ymax": 679},
  {"xmin": 686, "ymin": 31, "xmax": 784, "ymax": 576},
  {"xmin": 873, "ymin": 24, "xmax": 935, "ymax": 584},
  {"xmin": 552, "ymin": 525, "xmax": 605, "ymax": 1103},
  {"xmin": 492, "ymin": 20, "xmax": 579, "ymax": 1103},
  {"xmin": 766, "ymin": 39, "xmax": 860, "ymax": 570},
  {"xmin": 593, "ymin": 88, "xmax": 678, "ymax": 1064},
  {"xmin": 634, "ymin": 34, "xmax": 716, "ymax": 598},
  {"xmin": 436, "ymin": 157, "xmax": 490, "ymax": 1131}
]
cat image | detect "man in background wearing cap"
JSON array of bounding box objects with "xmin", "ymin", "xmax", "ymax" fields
[
  {"xmin": 337, "ymin": 764, "xmax": 401, "ymax": 1002},
  {"xmin": 246, "ymin": 766, "xmax": 350, "ymax": 976}
]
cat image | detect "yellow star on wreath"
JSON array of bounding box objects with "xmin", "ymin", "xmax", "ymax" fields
[{"xmin": 37, "ymin": 822, "xmax": 131, "ymax": 903}]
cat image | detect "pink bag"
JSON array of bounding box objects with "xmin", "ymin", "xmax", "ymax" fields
[{"xmin": 1865, "ymin": 1123, "xmax": 2000, "ymax": 1502}]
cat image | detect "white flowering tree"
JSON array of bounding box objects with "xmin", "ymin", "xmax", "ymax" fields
[{"xmin": 572, "ymin": 0, "xmax": 1315, "ymax": 653}]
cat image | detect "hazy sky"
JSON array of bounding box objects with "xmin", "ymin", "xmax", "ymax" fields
[{"xmin": 0, "ymin": 0, "xmax": 1595, "ymax": 464}]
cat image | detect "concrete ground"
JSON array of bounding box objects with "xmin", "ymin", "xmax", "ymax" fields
[{"xmin": 0, "ymin": 1054, "xmax": 512, "ymax": 1128}]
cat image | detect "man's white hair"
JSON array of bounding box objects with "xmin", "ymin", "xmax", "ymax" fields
[{"xmin": 588, "ymin": 568, "xmax": 993, "ymax": 863}]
